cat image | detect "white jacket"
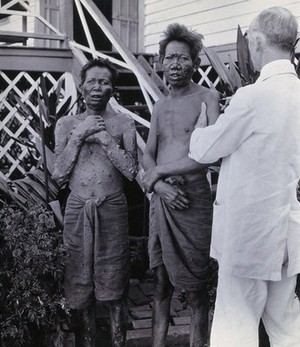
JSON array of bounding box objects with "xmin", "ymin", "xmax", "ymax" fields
[{"xmin": 189, "ymin": 60, "xmax": 300, "ymax": 280}]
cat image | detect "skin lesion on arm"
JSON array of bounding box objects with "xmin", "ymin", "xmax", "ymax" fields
[
  {"xmin": 92, "ymin": 117, "xmax": 138, "ymax": 181},
  {"xmin": 52, "ymin": 119, "xmax": 84, "ymax": 186}
]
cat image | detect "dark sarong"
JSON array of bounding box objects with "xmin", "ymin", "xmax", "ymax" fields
[
  {"xmin": 148, "ymin": 175, "xmax": 213, "ymax": 291},
  {"xmin": 63, "ymin": 191, "xmax": 129, "ymax": 309}
]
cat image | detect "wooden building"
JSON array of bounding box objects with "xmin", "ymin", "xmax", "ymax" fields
[{"xmin": 144, "ymin": 0, "xmax": 300, "ymax": 64}]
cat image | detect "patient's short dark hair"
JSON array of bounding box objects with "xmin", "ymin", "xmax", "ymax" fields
[
  {"xmin": 159, "ymin": 23, "xmax": 204, "ymax": 62},
  {"xmin": 80, "ymin": 58, "xmax": 118, "ymax": 86}
]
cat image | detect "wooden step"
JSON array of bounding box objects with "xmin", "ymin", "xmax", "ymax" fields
[{"xmin": 127, "ymin": 325, "xmax": 190, "ymax": 347}]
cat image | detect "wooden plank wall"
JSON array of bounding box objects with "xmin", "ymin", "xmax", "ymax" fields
[{"xmin": 144, "ymin": 0, "xmax": 300, "ymax": 55}]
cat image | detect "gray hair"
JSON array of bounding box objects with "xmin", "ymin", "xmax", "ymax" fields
[{"xmin": 252, "ymin": 7, "xmax": 298, "ymax": 52}]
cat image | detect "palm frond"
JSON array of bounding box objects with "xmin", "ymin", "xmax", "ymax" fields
[
  {"xmin": 236, "ymin": 25, "xmax": 252, "ymax": 84},
  {"xmin": 203, "ymin": 45, "xmax": 237, "ymax": 95}
]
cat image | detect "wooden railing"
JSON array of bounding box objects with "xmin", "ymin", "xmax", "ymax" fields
[{"xmin": 0, "ymin": 0, "xmax": 68, "ymax": 47}]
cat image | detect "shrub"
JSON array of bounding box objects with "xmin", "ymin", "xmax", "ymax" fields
[{"xmin": 0, "ymin": 203, "xmax": 69, "ymax": 347}]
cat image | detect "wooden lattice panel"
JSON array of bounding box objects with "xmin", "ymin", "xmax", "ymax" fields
[
  {"xmin": 0, "ymin": 71, "xmax": 77, "ymax": 180},
  {"xmin": 198, "ymin": 65, "xmax": 221, "ymax": 89}
]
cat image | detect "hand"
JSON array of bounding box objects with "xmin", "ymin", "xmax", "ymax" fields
[
  {"xmin": 153, "ymin": 180, "xmax": 190, "ymax": 210},
  {"xmin": 195, "ymin": 102, "xmax": 207, "ymax": 128},
  {"xmin": 220, "ymin": 96, "xmax": 232, "ymax": 112},
  {"xmin": 165, "ymin": 175, "xmax": 185, "ymax": 187},
  {"xmin": 85, "ymin": 130, "xmax": 108, "ymax": 144},
  {"xmin": 142, "ymin": 168, "xmax": 160, "ymax": 193},
  {"xmin": 74, "ymin": 115, "xmax": 105, "ymax": 140}
]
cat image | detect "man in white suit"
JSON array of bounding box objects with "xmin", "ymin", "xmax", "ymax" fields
[{"xmin": 189, "ymin": 6, "xmax": 300, "ymax": 347}]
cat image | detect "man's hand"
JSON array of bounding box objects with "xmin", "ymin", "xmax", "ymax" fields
[
  {"xmin": 153, "ymin": 180, "xmax": 190, "ymax": 210},
  {"xmin": 74, "ymin": 115, "xmax": 105, "ymax": 140},
  {"xmin": 142, "ymin": 168, "xmax": 160, "ymax": 193},
  {"xmin": 86, "ymin": 130, "xmax": 108, "ymax": 144},
  {"xmin": 220, "ymin": 96, "xmax": 232, "ymax": 112},
  {"xmin": 195, "ymin": 102, "xmax": 208, "ymax": 128}
]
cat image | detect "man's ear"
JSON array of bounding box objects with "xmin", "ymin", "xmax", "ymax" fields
[
  {"xmin": 255, "ymin": 32, "xmax": 266, "ymax": 52},
  {"xmin": 79, "ymin": 83, "xmax": 83, "ymax": 94},
  {"xmin": 194, "ymin": 57, "xmax": 201, "ymax": 70},
  {"xmin": 111, "ymin": 86, "xmax": 116, "ymax": 97},
  {"xmin": 159, "ymin": 55, "xmax": 164, "ymax": 63}
]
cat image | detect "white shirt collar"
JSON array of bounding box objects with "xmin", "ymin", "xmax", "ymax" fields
[{"xmin": 257, "ymin": 59, "xmax": 297, "ymax": 82}]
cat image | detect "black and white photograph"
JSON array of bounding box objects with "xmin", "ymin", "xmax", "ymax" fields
[{"xmin": 1, "ymin": 1, "xmax": 300, "ymax": 346}]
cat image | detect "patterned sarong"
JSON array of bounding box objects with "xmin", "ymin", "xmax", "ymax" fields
[
  {"xmin": 63, "ymin": 191, "xmax": 129, "ymax": 309},
  {"xmin": 148, "ymin": 175, "xmax": 213, "ymax": 291}
]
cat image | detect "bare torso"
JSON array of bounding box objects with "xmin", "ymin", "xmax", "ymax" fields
[{"xmin": 155, "ymin": 85, "xmax": 214, "ymax": 181}]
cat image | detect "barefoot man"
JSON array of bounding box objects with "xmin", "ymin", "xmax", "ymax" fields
[
  {"xmin": 53, "ymin": 58, "xmax": 137, "ymax": 347},
  {"xmin": 142, "ymin": 23, "xmax": 220, "ymax": 347}
]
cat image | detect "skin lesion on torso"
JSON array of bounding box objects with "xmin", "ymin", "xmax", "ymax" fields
[
  {"xmin": 69, "ymin": 142, "xmax": 123, "ymax": 199},
  {"xmin": 65, "ymin": 113, "xmax": 128, "ymax": 200}
]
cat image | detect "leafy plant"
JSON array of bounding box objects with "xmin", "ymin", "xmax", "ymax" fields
[
  {"xmin": 203, "ymin": 25, "xmax": 259, "ymax": 99},
  {"xmin": 0, "ymin": 75, "xmax": 77, "ymax": 344},
  {"xmin": 0, "ymin": 203, "xmax": 69, "ymax": 347}
]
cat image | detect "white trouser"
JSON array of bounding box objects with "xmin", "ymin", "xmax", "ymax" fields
[{"xmin": 210, "ymin": 267, "xmax": 300, "ymax": 347}]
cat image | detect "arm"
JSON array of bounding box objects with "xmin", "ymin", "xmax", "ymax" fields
[
  {"xmin": 206, "ymin": 87, "xmax": 221, "ymax": 126},
  {"xmin": 142, "ymin": 106, "xmax": 159, "ymax": 172},
  {"xmin": 89, "ymin": 116, "xmax": 138, "ymax": 181},
  {"xmin": 142, "ymin": 157, "xmax": 209, "ymax": 192},
  {"xmin": 152, "ymin": 179, "xmax": 190, "ymax": 210},
  {"xmin": 52, "ymin": 115, "xmax": 104, "ymax": 185},
  {"xmin": 142, "ymin": 105, "xmax": 189, "ymax": 208},
  {"xmin": 189, "ymin": 86, "xmax": 255, "ymax": 164}
]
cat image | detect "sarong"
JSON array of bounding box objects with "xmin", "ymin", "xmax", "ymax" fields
[
  {"xmin": 63, "ymin": 191, "xmax": 129, "ymax": 309},
  {"xmin": 148, "ymin": 175, "xmax": 213, "ymax": 291}
]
